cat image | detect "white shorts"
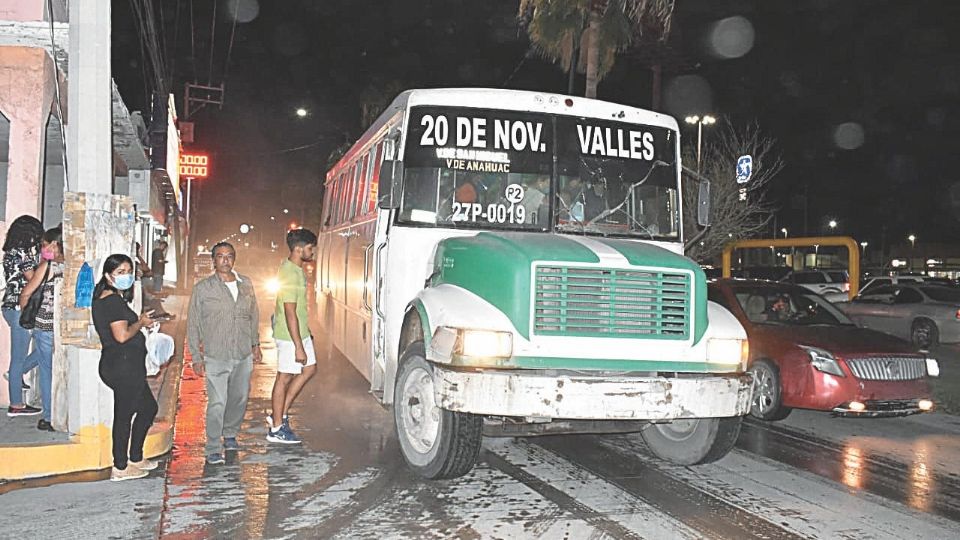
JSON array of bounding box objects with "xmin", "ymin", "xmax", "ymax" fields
[{"xmin": 276, "ymin": 336, "xmax": 317, "ymax": 374}]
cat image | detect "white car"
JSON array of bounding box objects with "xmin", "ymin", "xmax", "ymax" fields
[
  {"xmin": 780, "ymin": 270, "xmax": 850, "ymax": 296},
  {"xmin": 823, "ymin": 275, "xmax": 924, "ymax": 303}
]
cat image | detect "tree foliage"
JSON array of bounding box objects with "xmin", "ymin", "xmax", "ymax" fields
[
  {"xmin": 682, "ymin": 120, "xmax": 783, "ymax": 262},
  {"xmin": 518, "ymin": 0, "xmax": 675, "ymax": 97}
]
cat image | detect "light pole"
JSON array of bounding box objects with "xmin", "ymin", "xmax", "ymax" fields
[
  {"xmin": 860, "ymin": 241, "xmax": 868, "ymax": 262},
  {"xmin": 781, "ymin": 227, "xmax": 788, "ymax": 238},
  {"xmin": 684, "ymin": 114, "xmax": 716, "ymax": 174},
  {"xmin": 908, "ymin": 234, "xmax": 916, "ymax": 271}
]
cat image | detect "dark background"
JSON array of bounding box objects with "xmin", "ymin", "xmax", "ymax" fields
[{"xmin": 112, "ymin": 0, "xmax": 960, "ymax": 252}]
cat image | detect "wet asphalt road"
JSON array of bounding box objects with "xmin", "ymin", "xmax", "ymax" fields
[{"xmin": 151, "ymin": 297, "xmax": 960, "ymax": 539}]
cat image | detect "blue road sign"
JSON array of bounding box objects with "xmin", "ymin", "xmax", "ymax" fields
[{"xmin": 736, "ymin": 155, "xmax": 753, "ymax": 184}]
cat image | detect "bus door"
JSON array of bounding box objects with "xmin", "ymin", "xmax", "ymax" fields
[{"xmin": 368, "ymin": 207, "xmax": 390, "ymax": 400}]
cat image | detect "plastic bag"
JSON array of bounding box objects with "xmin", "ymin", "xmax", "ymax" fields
[
  {"xmin": 75, "ymin": 262, "xmax": 94, "ymax": 308},
  {"xmin": 144, "ymin": 325, "xmax": 175, "ymax": 376}
]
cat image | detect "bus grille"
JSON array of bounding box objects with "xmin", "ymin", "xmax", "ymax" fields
[
  {"xmin": 533, "ymin": 265, "xmax": 691, "ymax": 339},
  {"xmin": 846, "ymin": 357, "xmax": 926, "ymax": 381}
]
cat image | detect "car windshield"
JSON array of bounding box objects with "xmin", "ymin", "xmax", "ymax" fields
[
  {"xmin": 920, "ymin": 286, "xmax": 960, "ymax": 303},
  {"xmin": 734, "ymin": 288, "xmax": 855, "ymax": 326},
  {"xmin": 398, "ymin": 106, "xmax": 679, "ymax": 239}
]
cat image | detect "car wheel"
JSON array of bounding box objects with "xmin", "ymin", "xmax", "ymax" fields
[
  {"xmin": 394, "ymin": 341, "xmax": 482, "ymax": 479},
  {"xmin": 749, "ymin": 360, "xmax": 792, "ymax": 421},
  {"xmin": 911, "ymin": 319, "xmax": 939, "ymax": 349},
  {"xmin": 641, "ymin": 416, "xmax": 742, "ymax": 465}
]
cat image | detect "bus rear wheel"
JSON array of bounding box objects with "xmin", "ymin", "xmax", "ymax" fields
[
  {"xmin": 394, "ymin": 341, "xmax": 482, "ymax": 479},
  {"xmin": 640, "ymin": 416, "xmax": 742, "ymax": 465}
]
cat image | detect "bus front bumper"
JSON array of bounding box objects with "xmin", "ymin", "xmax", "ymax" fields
[{"xmin": 435, "ymin": 368, "xmax": 755, "ymax": 420}]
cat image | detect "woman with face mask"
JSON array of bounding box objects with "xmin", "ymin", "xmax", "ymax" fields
[
  {"xmin": 91, "ymin": 253, "xmax": 159, "ymax": 481},
  {"xmin": 18, "ymin": 226, "xmax": 64, "ymax": 432}
]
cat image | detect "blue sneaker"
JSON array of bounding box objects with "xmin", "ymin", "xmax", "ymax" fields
[
  {"xmin": 223, "ymin": 437, "xmax": 240, "ymax": 451},
  {"xmin": 266, "ymin": 424, "xmax": 301, "ymax": 445},
  {"xmin": 206, "ymin": 453, "xmax": 225, "ymax": 465}
]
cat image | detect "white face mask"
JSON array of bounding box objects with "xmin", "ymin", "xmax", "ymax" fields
[{"xmin": 112, "ymin": 273, "xmax": 135, "ymax": 290}]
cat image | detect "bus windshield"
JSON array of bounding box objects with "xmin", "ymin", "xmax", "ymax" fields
[{"xmin": 398, "ymin": 106, "xmax": 679, "ymax": 239}]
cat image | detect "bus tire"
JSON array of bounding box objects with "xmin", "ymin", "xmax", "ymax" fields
[
  {"xmin": 394, "ymin": 341, "xmax": 482, "ymax": 479},
  {"xmin": 640, "ymin": 416, "xmax": 742, "ymax": 465}
]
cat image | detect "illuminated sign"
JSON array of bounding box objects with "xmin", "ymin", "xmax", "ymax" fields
[{"xmin": 179, "ymin": 153, "xmax": 209, "ymax": 178}]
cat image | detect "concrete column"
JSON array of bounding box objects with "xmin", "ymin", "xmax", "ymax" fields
[
  {"xmin": 62, "ymin": 3, "xmax": 121, "ymax": 451},
  {"xmin": 67, "ymin": 0, "xmax": 111, "ymax": 194}
]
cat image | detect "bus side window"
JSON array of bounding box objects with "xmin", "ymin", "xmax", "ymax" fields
[
  {"xmin": 333, "ymin": 172, "xmax": 346, "ymax": 225},
  {"xmin": 321, "ymin": 180, "xmax": 334, "ymax": 229},
  {"xmin": 352, "ymin": 158, "xmax": 368, "ymax": 220},
  {"xmin": 338, "ymin": 169, "xmax": 351, "ymax": 224},
  {"xmin": 366, "ymin": 142, "xmax": 385, "ymax": 214}
]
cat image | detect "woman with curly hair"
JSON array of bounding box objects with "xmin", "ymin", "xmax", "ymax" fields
[{"xmin": 2, "ymin": 215, "xmax": 44, "ymax": 417}]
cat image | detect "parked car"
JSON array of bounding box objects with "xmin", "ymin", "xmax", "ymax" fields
[
  {"xmin": 780, "ymin": 269, "xmax": 850, "ymax": 296},
  {"xmin": 836, "ymin": 284, "xmax": 960, "ymax": 348},
  {"xmin": 822, "ymin": 275, "xmax": 924, "ymax": 303},
  {"xmin": 709, "ymin": 279, "xmax": 937, "ymax": 420}
]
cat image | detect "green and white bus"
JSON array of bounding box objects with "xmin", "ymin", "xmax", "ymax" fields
[{"xmin": 318, "ymin": 88, "xmax": 753, "ymax": 479}]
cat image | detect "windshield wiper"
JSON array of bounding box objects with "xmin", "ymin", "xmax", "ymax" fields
[{"xmin": 585, "ymin": 160, "xmax": 672, "ymax": 239}]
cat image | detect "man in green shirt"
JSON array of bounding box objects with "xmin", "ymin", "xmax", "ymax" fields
[{"xmin": 267, "ymin": 228, "xmax": 318, "ymax": 444}]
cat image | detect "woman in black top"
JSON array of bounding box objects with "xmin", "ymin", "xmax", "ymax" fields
[{"xmin": 91, "ymin": 254, "xmax": 159, "ymax": 482}]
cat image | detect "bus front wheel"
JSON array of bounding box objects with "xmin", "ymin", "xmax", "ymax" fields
[
  {"xmin": 394, "ymin": 341, "xmax": 482, "ymax": 479},
  {"xmin": 640, "ymin": 416, "xmax": 742, "ymax": 465}
]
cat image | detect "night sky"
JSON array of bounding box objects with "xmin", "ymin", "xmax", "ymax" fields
[{"xmin": 112, "ymin": 0, "xmax": 960, "ymax": 252}]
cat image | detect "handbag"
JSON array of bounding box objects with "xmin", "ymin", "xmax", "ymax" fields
[{"xmin": 19, "ymin": 263, "xmax": 51, "ymax": 330}]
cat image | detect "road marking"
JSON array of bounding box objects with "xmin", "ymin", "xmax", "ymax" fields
[
  {"xmin": 484, "ymin": 440, "xmax": 698, "ymax": 539},
  {"xmin": 601, "ymin": 435, "xmax": 960, "ymax": 539},
  {"xmin": 532, "ymin": 434, "xmax": 803, "ymax": 540}
]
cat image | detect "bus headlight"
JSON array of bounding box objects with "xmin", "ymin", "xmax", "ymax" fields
[
  {"xmin": 707, "ymin": 338, "xmax": 747, "ymax": 367},
  {"xmin": 458, "ymin": 329, "xmax": 513, "ymax": 358}
]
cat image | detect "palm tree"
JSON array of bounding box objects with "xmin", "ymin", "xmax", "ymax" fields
[{"xmin": 518, "ymin": 0, "xmax": 675, "ymax": 98}]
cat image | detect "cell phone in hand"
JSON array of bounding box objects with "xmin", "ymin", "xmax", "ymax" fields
[{"xmin": 150, "ymin": 313, "xmax": 172, "ymax": 322}]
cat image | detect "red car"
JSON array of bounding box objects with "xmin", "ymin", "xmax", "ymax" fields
[{"xmin": 708, "ymin": 279, "xmax": 939, "ymax": 420}]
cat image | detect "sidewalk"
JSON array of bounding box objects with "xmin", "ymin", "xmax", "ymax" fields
[{"xmin": 0, "ymin": 293, "xmax": 189, "ymax": 484}]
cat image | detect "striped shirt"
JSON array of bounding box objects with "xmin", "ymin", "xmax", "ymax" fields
[{"xmin": 187, "ymin": 272, "xmax": 259, "ymax": 364}]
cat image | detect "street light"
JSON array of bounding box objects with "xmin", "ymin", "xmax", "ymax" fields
[
  {"xmin": 860, "ymin": 241, "xmax": 868, "ymax": 261},
  {"xmin": 239, "ymin": 223, "xmax": 251, "ymax": 234},
  {"xmin": 296, "ymin": 108, "xmax": 308, "ymax": 118},
  {"xmin": 684, "ymin": 114, "xmax": 716, "ymax": 174},
  {"xmin": 781, "ymin": 227, "xmax": 788, "ymax": 238},
  {"xmin": 828, "ymin": 219, "xmax": 837, "ymax": 230},
  {"xmin": 908, "ymin": 234, "xmax": 916, "ymax": 271}
]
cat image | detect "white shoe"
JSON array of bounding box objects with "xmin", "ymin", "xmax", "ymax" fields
[
  {"xmin": 129, "ymin": 458, "xmax": 158, "ymax": 471},
  {"xmin": 110, "ymin": 465, "xmax": 149, "ymax": 481}
]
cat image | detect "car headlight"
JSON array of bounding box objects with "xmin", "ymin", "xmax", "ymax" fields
[
  {"xmin": 458, "ymin": 329, "xmax": 513, "ymax": 358},
  {"xmin": 265, "ymin": 277, "xmax": 281, "ymax": 295},
  {"xmin": 926, "ymin": 358, "xmax": 940, "ymax": 377},
  {"xmin": 707, "ymin": 338, "xmax": 748, "ymax": 368},
  {"xmin": 799, "ymin": 345, "xmax": 845, "ymax": 377}
]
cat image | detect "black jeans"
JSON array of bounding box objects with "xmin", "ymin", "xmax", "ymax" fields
[{"xmin": 100, "ymin": 355, "xmax": 158, "ymax": 470}]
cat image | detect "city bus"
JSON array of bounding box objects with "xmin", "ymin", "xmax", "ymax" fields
[{"xmin": 317, "ymin": 88, "xmax": 753, "ymax": 479}]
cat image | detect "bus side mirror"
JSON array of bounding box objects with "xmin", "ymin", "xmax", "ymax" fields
[
  {"xmin": 378, "ymin": 159, "xmax": 403, "ymax": 210},
  {"xmin": 697, "ymin": 180, "xmax": 711, "ymax": 227}
]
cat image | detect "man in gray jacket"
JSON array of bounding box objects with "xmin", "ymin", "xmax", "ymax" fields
[{"xmin": 187, "ymin": 242, "xmax": 261, "ymax": 464}]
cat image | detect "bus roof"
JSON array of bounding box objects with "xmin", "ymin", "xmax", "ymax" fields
[
  {"xmin": 399, "ymin": 88, "xmax": 679, "ymax": 131},
  {"xmin": 328, "ymin": 88, "xmax": 680, "ymax": 182}
]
